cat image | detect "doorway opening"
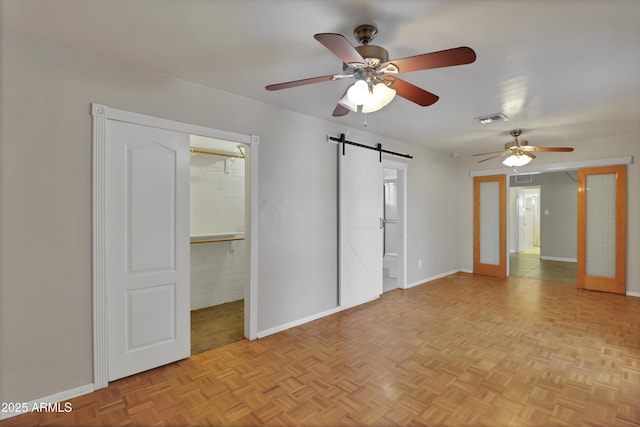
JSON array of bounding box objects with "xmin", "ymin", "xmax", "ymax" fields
[
  {"xmin": 514, "ymin": 187, "xmax": 540, "ymax": 253},
  {"xmin": 383, "ymin": 168, "xmax": 398, "ymax": 292},
  {"xmin": 382, "ymin": 160, "xmax": 407, "ymax": 292},
  {"xmin": 189, "ymin": 135, "xmax": 248, "ymax": 355},
  {"xmin": 508, "ymin": 172, "xmax": 577, "ymax": 284}
]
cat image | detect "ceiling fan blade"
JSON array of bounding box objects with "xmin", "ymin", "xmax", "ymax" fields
[
  {"xmin": 331, "ymin": 88, "xmax": 350, "ymax": 117},
  {"xmin": 477, "ymin": 152, "xmax": 508, "ymax": 163},
  {"xmin": 314, "ymin": 33, "xmax": 365, "ymax": 65},
  {"xmin": 382, "ymin": 46, "xmax": 476, "ymax": 74},
  {"xmin": 332, "ymin": 103, "xmax": 350, "ymax": 117},
  {"xmin": 387, "ymin": 77, "xmax": 439, "ymax": 106},
  {"xmin": 265, "ymin": 74, "xmax": 335, "ymax": 91},
  {"xmin": 523, "ymin": 151, "xmax": 537, "ymax": 159},
  {"xmin": 530, "ymin": 146, "xmax": 574, "ymax": 152},
  {"xmin": 472, "ymin": 150, "xmax": 505, "ymax": 157}
]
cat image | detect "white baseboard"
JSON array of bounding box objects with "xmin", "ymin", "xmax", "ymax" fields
[
  {"xmin": 405, "ymin": 269, "xmax": 460, "ymax": 289},
  {"xmin": 540, "ymin": 256, "xmax": 577, "ymax": 263},
  {"xmin": 627, "ymin": 291, "xmax": 640, "ymax": 298},
  {"xmin": 257, "ymin": 293, "xmax": 386, "ymax": 339},
  {"xmin": 258, "ymin": 269, "xmax": 465, "ymax": 338},
  {"xmin": 258, "ymin": 269, "xmax": 467, "ymax": 338},
  {"xmin": 257, "ymin": 305, "xmax": 344, "ymax": 339},
  {"xmin": 0, "ymin": 383, "xmax": 94, "ymax": 420},
  {"xmin": 459, "ymin": 269, "xmax": 474, "ymax": 274}
]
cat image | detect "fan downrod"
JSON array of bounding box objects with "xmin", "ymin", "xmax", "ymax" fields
[
  {"xmin": 353, "ymin": 24, "xmax": 378, "ymax": 45},
  {"xmin": 510, "ymin": 129, "xmax": 522, "ymax": 138}
]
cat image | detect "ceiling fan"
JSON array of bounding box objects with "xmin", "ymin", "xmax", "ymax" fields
[
  {"xmin": 265, "ymin": 24, "xmax": 476, "ymax": 116},
  {"xmin": 473, "ymin": 129, "xmax": 574, "ymax": 167}
]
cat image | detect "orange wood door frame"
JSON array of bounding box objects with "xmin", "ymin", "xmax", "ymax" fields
[
  {"xmin": 577, "ymin": 165, "xmax": 626, "ymax": 294},
  {"xmin": 473, "ymin": 175, "xmax": 507, "ymax": 277}
]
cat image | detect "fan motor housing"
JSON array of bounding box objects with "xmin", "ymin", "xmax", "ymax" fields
[
  {"xmin": 355, "ymin": 45, "xmax": 389, "ymax": 66},
  {"xmin": 505, "ymin": 140, "xmax": 529, "ymax": 150}
]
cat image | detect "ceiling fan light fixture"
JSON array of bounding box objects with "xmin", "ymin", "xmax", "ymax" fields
[
  {"xmin": 367, "ymin": 82, "xmax": 396, "ymax": 112},
  {"xmin": 267, "ymin": 27, "xmax": 477, "ymax": 118},
  {"xmin": 346, "ymin": 79, "xmax": 369, "ymax": 105},
  {"xmin": 502, "ymin": 153, "xmax": 532, "ymax": 167},
  {"xmin": 340, "ymin": 81, "xmax": 396, "ymax": 113},
  {"xmin": 337, "ymin": 95, "xmax": 358, "ymax": 112}
]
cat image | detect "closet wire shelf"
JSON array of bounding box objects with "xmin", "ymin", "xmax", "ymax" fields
[
  {"xmin": 190, "ymin": 146, "xmax": 245, "ymax": 159},
  {"xmin": 191, "ymin": 236, "xmax": 245, "ymax": 244},
  {"xmin": 190, "ymin": 144, "xmax": 246, "ymax": 246}
]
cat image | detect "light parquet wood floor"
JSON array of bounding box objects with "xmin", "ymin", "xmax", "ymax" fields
[
  {"xmin": 3, "ymin": 273, "xmax": 640, "ymax": 426},
  {"xmin": 191, "ymin": 300, "xmax": 244, "ymax": 355}
]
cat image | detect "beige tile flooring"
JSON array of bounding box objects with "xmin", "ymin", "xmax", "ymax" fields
[{"xmin": 509, "ymin": 247, "xmax": 577, "ymax": 284}]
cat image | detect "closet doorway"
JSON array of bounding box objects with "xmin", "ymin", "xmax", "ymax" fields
[
  {"xmin": 92, "ymin": 103, "xmax": 259, "ymax": 388},
  {"xmin": 189, "ymin": 135, "xmax": 249, "ymax": 355}
]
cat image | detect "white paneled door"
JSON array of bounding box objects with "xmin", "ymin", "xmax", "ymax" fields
[
  {"xmin": 338, "ymin": 145, "xmax": 383, "ymax": 308},
  {"xmin": 106, "ymin": 120, "xmax": 190, "ymax": 381}
]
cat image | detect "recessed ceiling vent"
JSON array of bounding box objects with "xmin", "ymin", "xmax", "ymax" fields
[
  {"xmin": 515, "ymin": 174, "xmax": 533, "ymax": 183},
  {"xmin": 475, "ymin": 113, "xmax": 508, "ymax": 124}
]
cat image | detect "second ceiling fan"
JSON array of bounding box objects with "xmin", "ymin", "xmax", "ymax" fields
[
  {"xmin": 266, "ymin": 24, "xmax": 476, "ymax": 116},
  {"xmin": 473, "ymin": 129, "xmax": 574, "ymax": 167}
]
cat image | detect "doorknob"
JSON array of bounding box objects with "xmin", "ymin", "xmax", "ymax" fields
[{"xmin": 380, "ymin": 218, "xmax": 385, "ymax": 229}]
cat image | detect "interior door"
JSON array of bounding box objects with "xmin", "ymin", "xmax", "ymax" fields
[
  {"xmin": 339, "ymin": 145, "xmax": 383, "ymax": 308},
  {"xmin": 474, "ymin": 175, "xmax": 507, "ymax": 277},
  {"xmin": 516, "ymin": 192, "xmax": 527, "ymax": 252},
  {"xmin": 577, "ymin": 165, "xmax": 626, "ymax": 294},
  {"xmin": 107, "ymin": 120, "xmax": 190, "ymax": 381},
  {"xmin": 523, "ymin": 195, "xmax": 535, "ymax": 249}
]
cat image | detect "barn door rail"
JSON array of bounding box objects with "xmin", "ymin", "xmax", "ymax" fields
[{"xmin": 328, "ymin": 133, "xmax": 413, "ymax": 162}]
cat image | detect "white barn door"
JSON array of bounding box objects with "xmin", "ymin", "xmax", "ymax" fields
[
  {"xmin": 106, "ymin": 120, "xmax": 190, "ymax": 381},
  {"xmin": 339, "ymin": 146, "xmax": 383, "ymax": 308}
]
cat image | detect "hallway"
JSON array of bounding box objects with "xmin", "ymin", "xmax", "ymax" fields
[{"xmin": 509, "ymin": 247, "xmax": 576, "ymax": 284}]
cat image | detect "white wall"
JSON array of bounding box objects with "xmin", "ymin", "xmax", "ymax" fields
[
  {"xmin": 406, "ymin": 144, "xmax": 461, "ymax": 281},
  {"xmin": 191, "ymin": 242, "xmax": 247, "ymax": 309},
  {"xmin": 538, "ymin": 173, "xmax": 577, "ymax": 260},
  {"xmin": 190, "ymin": 150, "xmax": 245, "ymax": 237},
  {"xmin": 456, "ymin": 138, "xmax": 640, "ymax": 293},
  {"xmin": 0, "ymin": 32, "xmax": 460, "ymax": 404}
]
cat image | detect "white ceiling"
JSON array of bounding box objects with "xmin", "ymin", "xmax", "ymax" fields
[{"xmin": 2, "ymin": 0, "xmax": 639, "ymax": 156}]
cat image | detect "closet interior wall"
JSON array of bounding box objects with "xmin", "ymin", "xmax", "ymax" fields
[{"xmin": 190, "ymin": 136, "xmax": 247, "ymax": 310}]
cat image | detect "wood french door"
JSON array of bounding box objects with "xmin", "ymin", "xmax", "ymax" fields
[
  {"xmin": 577, "ymin": 165, "xmax": 627, "ymax": 294},
  {"xmin": 473, "ymin": 175, "xmax": 507, "ymax": 277},
  {"xmin": 106, "ymin": 120, "xmax": 191, "ymax": 381},
  {"xmin": 339, "ymin": 145, "xmax": 383, "ymax": 308}
]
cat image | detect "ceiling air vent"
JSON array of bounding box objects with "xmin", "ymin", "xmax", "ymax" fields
[
  {"xmin": 515, "ymin": 174, "xmax": 533, "ymax": 183},
  {"xmin": 474, "ymin": 113, "xmax": 508, "ymax": 124}
]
